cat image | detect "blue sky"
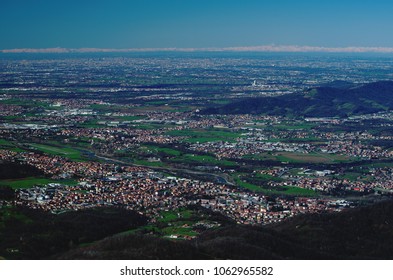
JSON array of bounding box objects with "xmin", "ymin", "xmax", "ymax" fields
[{"xmin": 1, "ymin": 0, "xmax": 393, "ymax": 50}]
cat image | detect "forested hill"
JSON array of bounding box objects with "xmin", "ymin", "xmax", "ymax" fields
[
  {"xmin": 202, "ymin": 81, "xmax": 393, "ymax": 117},
  {"xmin": 58, "ymin": 200, "xmax": 393, "ymax": 260}
]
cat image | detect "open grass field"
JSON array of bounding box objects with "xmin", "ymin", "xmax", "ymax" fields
[
  {"xmin": 79, "ymin": 119, "xmax": 105, "ymax": 128},
  {"xmin": 0, "ymin": 177, "xmax": 78, "ymax": 189},
  {"xmin": 275, "ymin": 152, "xmax": 350, "ymax": 163},
  {"xmin": 133, "ymin": 159, "xmax": 165, "ymax": 167},
  {"xmin": 0, "ymin": 98, "xmax": 41, "ymax": 106},
  {"xmin": 162, "ymin": 226, "xmax": 198, "ymax": 237},
  {"xmin": 158, "ymin": 209, "xmax": 193, "ymax": 223},
  {"xmin": 233, "ymin": 174, "xmax": 317, "ymax": 196},
  {"xmin": 0, "ymin": 139, "xmax": 25, "ymax": 152},
  {"xmin": 282, "ymin": 186, "xmax": 318, "ymax": 196},
  {"xmin": 143, "ymin": 145, "xmax": 182, "ymax": 156},
  {"xmin": 0, "ymin": 139, "xmax": 14, "ymax": 146},
  {"xmin": 29, "ymin": 143, "xmax": 86, "ymax": 161},
  {"xmin": 247, "ymin": 151, "xmax": 351, "ymax": 164},
  {"xmin": 158, "ymin": 209, "xmax": 198, "ymax": 238},
  {"xmin": 120, "ymin": 208, "xmax": 200, "ymax": 239},
  {"xmin": 132, "ymin": 123, "xmax": 167, "ymax": 130},
  {"xmin": 254, "ymin": 173, "xmax": 284, "ymax": 182},
  {"xmin": 171, "ymin": 153, "xmax": 237, "ymax": 167}
]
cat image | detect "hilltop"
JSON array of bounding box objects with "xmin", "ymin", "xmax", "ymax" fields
[{"xmin": 202, "ymin": 81, "xmax": 393, "ymax": 117}]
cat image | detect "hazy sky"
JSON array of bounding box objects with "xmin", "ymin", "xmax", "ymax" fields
[{"xmin": 2, "ymin": 0, "xmax": 393, "ymax": 50}]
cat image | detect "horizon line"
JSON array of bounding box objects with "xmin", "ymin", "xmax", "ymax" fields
[{"xmin": 3, "ymin": 45, "xmax": 393, "ymax": 54}]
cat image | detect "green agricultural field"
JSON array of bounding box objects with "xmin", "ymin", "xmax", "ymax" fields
[
  {"xmin": 29, "ymin": 143, "xmax": 86, "ymax": 161},
  {"xmin": 234, "ymin": 176, "xmax": 262, "ymax": 192},
  {"xmin": 157, "ymin": 209, "xmax": 197, "ymax": 238},
  {"xmin": 233, "ymin": 174, "xmax": 317, "ymax": 196},
  {"xmin": 274, "ymin": 152, "xmax": 350, "ymax": 164},
  {"xmin": 79, "ymin": 119, "xmax": 105, "ymax": 128},
  {"xmin": 0, "ymin": 177, "xmax": 78, "ymax": 189},
  {"xmin": 281, "ymin": 186, "xmax": 317, "ymax": 196},
  {"xmin": 0, "ymin": 139, "xmax": 14, "ymax": 146},
  {"xmin": 0, "ymin": 178, "xmax": 53, "ymax": 189},
  {"xmin": 133, "ymin": 123, "xmax": 163, "ymax": 130},
  {"xmin": 254, "ymin": 173, "xmax": 284, "ymax": 182},
  {"xmin": 143, "ymin": 145, "xmax": 182, "ymax": 156},
  {"xmin": 0, "ymin": 139, "xmax": 24, "ymax": 152},
  {"xmin": 0, "ymin": 98, "xmax": 29, "ymax": 106},
  {"xmin": 158, "ymin": 209, "xmax": 193, "ymax": 223},
  {"xmin": 0, "ymin": 99, "xmax": 51, "ymax": 109},
  {"xmin": 124, "ymin": 208, "xmax": 198, "ymax": 239},
  {"xmin": 244, "ymin": 151, "xmax": 351, "ymax": 164},
  {"xmin": 0, "ymin": 116, "xmax": 20, "ymax": 120},
  {"xmin": 333, "ymin": 172, "xmax": 371, "ymax": 181},
  {"xmin": 242, "ymin": 153, "xmax": 277, "ymax": 161},
  {"xmin": 162, "ymin": 226, "xmax": 198, "ymax": 237},
  {"xmin": 133, "ymin": 159, "xmax": 165, "ymax": 167},
  {"xmin": 171, "ymin": 153, "xmax": 237, "ymax": 167}
]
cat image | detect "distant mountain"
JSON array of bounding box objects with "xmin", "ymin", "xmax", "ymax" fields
[
  {"xmin": 58, "ymin": 200, "xmax": 393, "ymax": 260},
  {"xmin": 202, "ymin": 81, "xmax": 393, "ymax": 117}
]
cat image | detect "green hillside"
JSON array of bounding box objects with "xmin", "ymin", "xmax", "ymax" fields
[{"xmin": 203, "ymin": 81, "xmax": 393, "ymax": 117}]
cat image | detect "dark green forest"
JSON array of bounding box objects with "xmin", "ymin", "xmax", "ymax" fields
[
  {"xmin": 203, "ymin": 81, "xmax": 393, "ymax": 117},
  {"xmin": 2, "ymin": 200, "xmax": 389, "ymax": 260}
]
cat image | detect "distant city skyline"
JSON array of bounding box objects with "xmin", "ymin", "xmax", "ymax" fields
[{"xmin": 2, "ymin": 0, "xmax": 393, "ymax": 51}]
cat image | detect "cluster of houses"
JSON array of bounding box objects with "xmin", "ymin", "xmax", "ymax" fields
[{"xmin": 1, "ymin": 149, "xmax": 350, "ymax": 225}]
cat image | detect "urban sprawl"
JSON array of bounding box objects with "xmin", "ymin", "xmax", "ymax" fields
[{"xmin": 2, "ymin": 55, "xmax": 393, "ymax": 237}]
